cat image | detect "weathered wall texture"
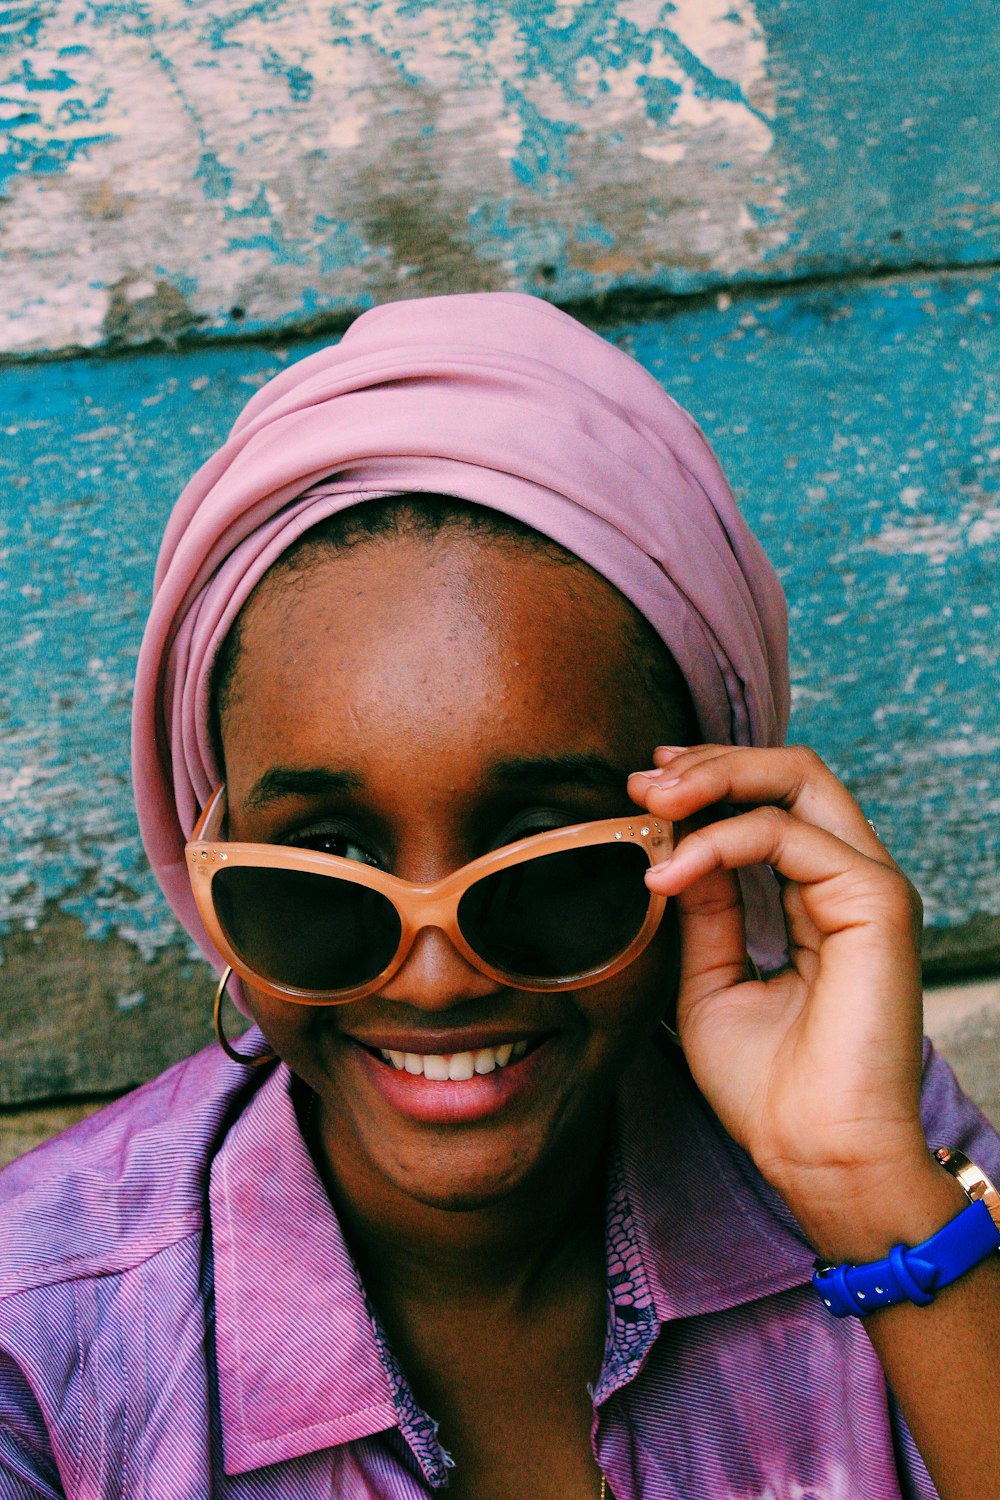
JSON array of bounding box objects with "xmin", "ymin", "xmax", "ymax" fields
[
  {"xmin": 3, "ymin": 0, "xmax": 998, "ymax": 356},
  {"xmin": 1, "ymin": 1, "xmax": 998, "ymax": 1126}
]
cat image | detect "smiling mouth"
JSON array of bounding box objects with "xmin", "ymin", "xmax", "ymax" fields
[{"xmin": 361, "ymin": 1038, "xmax": 543, "ymax": 1080}]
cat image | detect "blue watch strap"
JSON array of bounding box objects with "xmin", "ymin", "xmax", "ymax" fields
[{"xmin": 812, "ymin": 1197, "xmax": 1000, "ymax": 1318}]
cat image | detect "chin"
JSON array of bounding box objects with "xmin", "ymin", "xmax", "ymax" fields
[
  {"xmin": 401, "ymin": 1177, "xmax": 529, "ymax": 1213},
  {"xmin": 386, "ymin": 1138, "xmax": 543, "ymax": 1212}
]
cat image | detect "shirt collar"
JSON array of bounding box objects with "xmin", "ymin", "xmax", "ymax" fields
[
  {"xmin": 210, "ymin": 1062, "xmax": 451, "ymax": 1481},
  {"xmin": 611, "ymin": 1041, "xmax": 815, "ymax": 1326},
  {"xmin": 210, "ymin": 1043, "xmax": 814, "ymax": 1477}
]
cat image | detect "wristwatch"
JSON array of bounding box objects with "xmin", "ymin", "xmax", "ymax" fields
[
  {"xmin": 934, "ymin": 1145, "xmax": 1000, "ymax": 1228},
  {"xmin": 811, "ymin": 1146, "xmax": 1000, "ymax": 1319}
]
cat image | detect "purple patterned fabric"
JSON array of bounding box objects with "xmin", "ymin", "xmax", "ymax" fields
[{"xmin": 2, "ymin": 1037, "xmax": 997, "ymax": 1499}]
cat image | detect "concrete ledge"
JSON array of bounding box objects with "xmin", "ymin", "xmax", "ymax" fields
[
  {"xmin": 0, "ymin": 1097, "xmax": 123, "ymax": 1172},
  {"xmin": 924, "ymin": 974, "xmax": 1000, "ymax": 1132},
  {"xmin": 0, "ymin": 909, "xmax": 217, "ymax": 1108},
  {"xmin": 922, "ymin": 915, "xmax": 1000, "ymax": 984}
]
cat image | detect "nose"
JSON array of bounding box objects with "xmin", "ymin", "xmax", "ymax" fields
[{"xmin": 377, "ymin": 923, "xmax": 502, "ymax": 1012}]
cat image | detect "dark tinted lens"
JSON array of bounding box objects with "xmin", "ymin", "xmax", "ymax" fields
[
  {"xmin": 213, "ymin": 866, "xmax": 401, "ymax": 991},
  {"xmin": 457, "ymin": 841, "xmax": 651, "ymax": 979}
]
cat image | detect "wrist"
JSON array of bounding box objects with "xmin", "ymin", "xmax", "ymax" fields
[
  {"xmin": 781, "ymin": 1154, "xmax": 969, "ymax": 1264},
  {"xmin": 810, "ymin": 1150, "xmax": 1000, "ymax": 1320}
]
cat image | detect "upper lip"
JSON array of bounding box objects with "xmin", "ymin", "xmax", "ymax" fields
[{"xmin": 344, "ymin": 1026, "xmax": 555, "ymax": 1054}]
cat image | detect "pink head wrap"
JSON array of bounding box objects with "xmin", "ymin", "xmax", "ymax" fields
[{"xmin": 133, "ymin": 291, "xmax": 790, "ymax": 1003}]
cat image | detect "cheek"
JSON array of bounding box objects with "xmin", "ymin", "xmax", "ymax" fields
[
  {"xmin": 579, "ymin": 907, "xmax": 680, "ymax": 1051},
  {"xmin": 243, "ymin": 987, "xmax": 338, "ymax": 1075}
]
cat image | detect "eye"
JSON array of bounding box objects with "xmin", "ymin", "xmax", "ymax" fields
[
  {"xmin": 284, "ymin": 824, "xmax": 382, "ymax": 868},
  {"xmin": 492, "ymin": 810, "xmax": 576, "ymax": 850}
]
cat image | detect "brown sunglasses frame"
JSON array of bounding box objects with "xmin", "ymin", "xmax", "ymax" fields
[{"xmin": 186, "ymin": 785, "xmax": 674, "ymax": 1006}]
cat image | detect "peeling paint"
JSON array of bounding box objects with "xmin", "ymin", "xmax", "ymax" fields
[
  {"xmin": 866, "ymin": 499, "xmax": 1000, "ymax": 564},
  {"xmin": 2, "ymin": 0, "xmax": 790, "ymax": 354},
  {"xmin": 2, "ymin": 1, "xmax": 997, "ymax": 356},
  {"xmin": 102, "ymin": 273, "xmax": 204, "ymax": 347}
]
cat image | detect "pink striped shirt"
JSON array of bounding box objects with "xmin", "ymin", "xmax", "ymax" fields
[{"xmin": 2, "ymin": 1036, "xmax": 996, "ymax": 1498}]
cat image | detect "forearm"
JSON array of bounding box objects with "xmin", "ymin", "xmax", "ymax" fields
[
  {"xmin": 792, "ymin": 1161, "xmax": 1000, "ymax": 1500},
  {"xmin": 868, "ymin": 1255, "xmax": 1000, "ymax": 1498}
]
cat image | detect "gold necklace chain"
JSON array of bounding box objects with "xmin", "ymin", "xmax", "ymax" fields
[{"xmin": 599, "ymin": 1475, "xmax": 607, "ymax": 1499}]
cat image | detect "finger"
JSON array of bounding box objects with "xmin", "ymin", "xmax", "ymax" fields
[
  {"xmin": 672, "ymin": 864, "xmax": 749, "ymax": 1009},
  {"xmin": 645, "ymin": 804, "xmax": 921, "ymax": 954},
  {"xmin": 664, "ymin": 822, "xmax": 822, "ymax": 996},
  {"xmin": 779, "ymin": 877, "xmax": 824, "ymax": 970},
  {"xmin": 642, "ymin": 744, "xmax": 874, "ymax": 841},
  {"xmin": 630, "ymin": 744, "xmax": 891, "ymax": 867}
]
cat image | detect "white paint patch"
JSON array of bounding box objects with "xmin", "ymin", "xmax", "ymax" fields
[
  {"xmin": 967, "ymin": 508, "xmax": 1000, "ymax": 547},
  {"xmin": 867, "ymin": 496, "xmax": 1000, "ymax": 563},
  {"xmin": 0, "ymin": 0, "xmax": 789, "ymax": 354},
  {"xmin": 0, "ymin": 764, "xmax": 40, "ymax": 806},
  {"xmin": 327, "ymin": 115, "xmax": 365, "ymax": 149},
  {"xmin": 639, "ymin": 142, "xmax": 687, "ymax": 164}
]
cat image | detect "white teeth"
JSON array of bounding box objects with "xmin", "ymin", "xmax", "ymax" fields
[{"xmin": 377, "ymin": 1041, "xmax": 534, "ymax": 1078}]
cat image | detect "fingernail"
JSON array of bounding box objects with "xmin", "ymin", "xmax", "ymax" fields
[
  {"xmin": 654, "ymin": 745, "xmax": 686, "ymax": 757},
  {"xmin": 633, "ymin": 767, "xmax": 666, "ymax": 780},
  {"xmin": 645, "ymin": 857, "xmax": 673, "ymax": 878}
]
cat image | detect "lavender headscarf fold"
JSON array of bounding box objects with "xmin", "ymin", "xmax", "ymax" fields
[{"xmin": 133, "ymin": 291, "xmax": 791, "ymax": 1001}]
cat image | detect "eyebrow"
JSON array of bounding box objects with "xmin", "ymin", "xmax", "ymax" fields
[
  {"xmin": 243, "ymin": 752, "xmax": 627, "ymax": 811},
  {"xmin": 487, "ymin": 752, "xmax": 628, "ymax": 795},
  {"xmin": 243, "ymin": 766, "xmax": 365, "ymax": 810}
]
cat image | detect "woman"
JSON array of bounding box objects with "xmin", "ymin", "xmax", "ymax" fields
[{"xmin": 0, "ymin": 292, "xmax": 997, "ymax": 1500}]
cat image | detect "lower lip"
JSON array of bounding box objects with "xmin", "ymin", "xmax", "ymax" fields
[{"xmin": 352, "ymin": 1038, "xmax": 556, "ymax": 1124}]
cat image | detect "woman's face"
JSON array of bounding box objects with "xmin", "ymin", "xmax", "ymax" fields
[{"xmin": 220, "ymin": 531, "xmax": 692, "ymax": 1211}]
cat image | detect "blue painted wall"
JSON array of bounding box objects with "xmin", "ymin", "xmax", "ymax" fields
[{"xmin": 3, "ymin": 268, "xmax": 995, "ymax": 957}]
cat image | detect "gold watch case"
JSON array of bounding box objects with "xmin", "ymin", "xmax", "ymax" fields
[{"xmin": 934, "ymin": 1146, "xmax": 1000, "ymax": 1233}]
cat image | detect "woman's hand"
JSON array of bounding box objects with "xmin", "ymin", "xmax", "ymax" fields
[{"xmin": 627, "ymin": 744, "xmax": 959, "ymax": 1261}]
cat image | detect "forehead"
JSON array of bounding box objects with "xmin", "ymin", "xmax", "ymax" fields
[{"xmin": 223, "ymin": 533, "xmax": 667, "ymax": 778}]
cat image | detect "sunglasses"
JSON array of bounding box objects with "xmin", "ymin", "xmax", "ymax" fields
[{"xmin": 186, "ymin": 785, "xmax": 674, "ymax": 1005}]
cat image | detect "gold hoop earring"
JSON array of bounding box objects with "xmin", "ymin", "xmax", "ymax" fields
[{"xmin": 213, "ymin": 967, "xmax": 277, "ymax": 1068}]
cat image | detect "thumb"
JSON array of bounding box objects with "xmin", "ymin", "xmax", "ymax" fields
[{"xmin": 674, "ymin": 864, "xmax": 749, "ymax": 1013}]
